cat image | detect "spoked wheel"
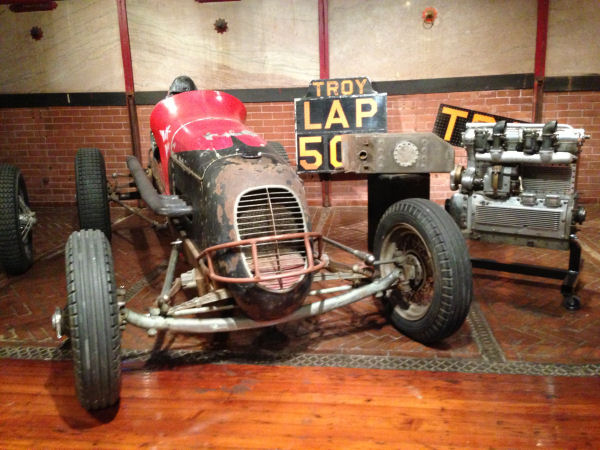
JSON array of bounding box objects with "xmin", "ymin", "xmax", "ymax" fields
[
  {"xmin": 75, "ymin": 147, "xmax": 111, "ymax": 240},
  {"xmin": 0, "ymin": 164, "xmax": 35, "ymax": 274},
  {"xmin": 66, "ymin": 229, "xmax": 121, "ymax": 410},
  {"xmin": 374, "ymin": 198, "xmax": 472, "ymax": 344}
]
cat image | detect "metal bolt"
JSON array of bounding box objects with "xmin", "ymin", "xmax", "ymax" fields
[{"xmin": 51, "ymin": 307, "xmax": 63, "ymax": 339}]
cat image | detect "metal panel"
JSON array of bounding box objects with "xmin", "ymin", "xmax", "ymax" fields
[
  {"xmin": 474, "ymin": 205, "xmax": 561, "ymax": 231},
  {"xmin": 521, "ymin": 165, "xmax": 574, "ymax": 195},
  {"xmin": 341, "ymin": 132, "xmax": 454, "ymax": 174}
]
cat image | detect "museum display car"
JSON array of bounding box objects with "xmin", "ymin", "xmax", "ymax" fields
[{"xmin": 51, "ymin": 84, "xmax": 473, "ymax": 411}]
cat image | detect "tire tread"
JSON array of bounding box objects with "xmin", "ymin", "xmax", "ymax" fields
[
  {"xmin": 66, "ymin": 229, "xmax": 121, "ymax": 410},
  {"xmin": 75, "ymin": 148, "xmax": 111, "ymax": 240},
  {"xmin": 0, "ymin": 164, "xmax": 33, "ymax": 274},
  {"xmin": 374, "ymin": 198, "xmax": 472, "ymax": 344}
]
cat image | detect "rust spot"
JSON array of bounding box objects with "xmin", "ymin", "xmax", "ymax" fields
[
  {"xmin": 213, "ymin": 181, "xmax": 222, "ymax": 195},
  {"xmin": 216, "ymin": 204, "xmax": 224, "ymax": 224}
]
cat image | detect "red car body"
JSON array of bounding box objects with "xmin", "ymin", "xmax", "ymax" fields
[{"xmin": 150, "ymin": 90, "xmax": 266, "ymax": 193}]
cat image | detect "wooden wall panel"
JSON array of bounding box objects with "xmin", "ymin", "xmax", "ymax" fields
[
  {"xmin": 1, "ymin": 0, "xmax": 598, "ymax": 94},
  {"xmin": 329, "ymin": 0, "xmax": 537, "ymax": 81},
  {"xmin": 0, "ymin": 1, "xmax": 124, "ymax": 93},
  {"xmin": 128, "ymin": 0, "xmax": 319, "ymax": 91},
  {"xmin": 546, "ymin": 0, "xmax": 600, "ymax": 76},
  {"xmin": 329, "ymin": 0, "xmax": 600, "ymax": 81}
]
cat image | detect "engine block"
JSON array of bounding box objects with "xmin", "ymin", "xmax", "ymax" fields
[{"xmin": 446, "ymin": 120, "xmax": 588, "ymax": 250}]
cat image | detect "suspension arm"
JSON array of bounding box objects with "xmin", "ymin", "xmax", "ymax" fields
[{"xmin": 123, "ymin": 269, "xmax": 401, "ymax": 334}]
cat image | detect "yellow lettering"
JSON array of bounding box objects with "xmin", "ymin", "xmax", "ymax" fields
[
  {"xmin": 356, "ymin": 98, "xmax": 377, "ymax": 127},
  {"xmin": 340, "ymin": 80, "xmax": 353, "ymax": 96},
  {"xmin": 303, "ymin": 101, "xmax": 322, "ymax": 130},
  {"xmin": 472, "ymin": 113, "xmax": 496, "ymax": 123},
  {"xmin": 329, "ymin": 135, "xmax": 343, "ymax": 168},
  {"xmin": 324, "ymin": 100, "xmax": 350, "ymax": 129},
  {"xmin": 311, "ymin": 80, "xmax": 325, "ymax": 97},
  {"xmin": 441, "ymin": 106, "xmax": 469, "ymax": 141},
  {"xmin": 355, "ymin": 78, "xmax": 368, "ymax": 95},
  {"xmin": 326, "ymin": 80, "xmax": 339, "ymax": 96},
  {"xmin": 298, "ymin": 136, "xmax": 323, "ymax": 171}
]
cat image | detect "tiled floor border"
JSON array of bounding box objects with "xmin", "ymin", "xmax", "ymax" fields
[{"xmin": 2, "ymin": 345, "xmax": 598, "ymax": 377}]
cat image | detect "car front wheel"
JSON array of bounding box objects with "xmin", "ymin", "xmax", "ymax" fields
[
  {"xmin": 374, "ymin": 198, "xmax": 472, "ymax": 344},
  {"xmin": 66, "ymin": 229, "xmax": 121, "ymax": 410}
]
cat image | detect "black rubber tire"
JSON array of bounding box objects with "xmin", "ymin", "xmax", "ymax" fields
[
  {"xmin": 0, "ymin": 165, "xmax": 34, "ymax": 274},
  {"xmin": 373, "ymin": 198, "xmax": 472, "ymax": 344},
  {"xmin": 267, "ymin": 141, "xmax": 290, "ymax": 164},
  {"xmin": 75, "ymin": 148, "xmax": 111, "ymax": 240},
  {"xmin": 66, "ymin": 229, "xmax": 121, "ymax": 410}
]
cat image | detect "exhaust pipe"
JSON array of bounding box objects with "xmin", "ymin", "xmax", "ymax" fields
[{"xmin": 126, "ymin": 156, "xmax": 192, "ymax": 217}]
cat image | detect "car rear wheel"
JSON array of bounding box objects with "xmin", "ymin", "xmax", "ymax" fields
[
  {"xmin": 0, "ymin": 164, "xmax": 34, "ymax": 274},
  {"xmin": 66, "ymin": 229, "xmax": 121, "ymax": 410},
  {"xmin": 75, "ymin": 147, "xmax": 111, "ymax": 240},
  {"xmin": 374, "ymin": 198, "xmax": 472, "ymax": 344}
]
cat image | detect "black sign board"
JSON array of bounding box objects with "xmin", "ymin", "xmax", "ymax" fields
[
  {"xmin": 433, "ymin": 104, "xmax": 526, "ymax": 147},
  {"xmin": 295, "ymin": 77, "xmax": 387, "ymax": 173}
]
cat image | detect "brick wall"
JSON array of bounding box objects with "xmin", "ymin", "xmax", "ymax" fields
[
  {"xmin": 1, "ymin": 89, "xmax": 598, "ymax": 206},
  {"xmin": 239, "ymin": 89, "xmax": 600, "ymax": 206},
  {"xmin": 543, "ymin": 92, "xmax": 600, "ymax": 202},
  {"xmin": 0, "ymin": 107, "xmax": 131, "ymax": 204}
]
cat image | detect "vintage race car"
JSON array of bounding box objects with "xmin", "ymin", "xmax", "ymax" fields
[{"xmin": 52, "ymin": 78, "xmax": 473, "ymax": 411}]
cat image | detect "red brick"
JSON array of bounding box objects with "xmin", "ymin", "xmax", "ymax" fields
[{"xmin": 485, "ymin": 98, "xmax": 510, "ymax": 106}]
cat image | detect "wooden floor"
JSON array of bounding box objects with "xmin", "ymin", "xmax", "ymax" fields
[{"xmin": 0, "ymin": 359, "xmax": 598, "ymax": 448}]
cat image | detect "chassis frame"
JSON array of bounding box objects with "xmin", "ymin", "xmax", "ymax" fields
[{"xmin": 54, "ymin": 192, "xmax": 406, "ymax": 339}]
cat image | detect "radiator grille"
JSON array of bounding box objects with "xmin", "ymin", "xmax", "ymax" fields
[
  {"xmin": 474, "ymin": 205, "xmax": 561, "ymax": 232},
  {"xmin": 236, "ymin": 187, "xmax": 307, "ymax": 291},
  {"xmin": 521, "ymin": 165, "xmax": 574, "ymax": 195}
]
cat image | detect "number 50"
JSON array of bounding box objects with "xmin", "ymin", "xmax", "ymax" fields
[{"xmin": 298, "ymin": 135, "xmax": 342, "ymax": 171}]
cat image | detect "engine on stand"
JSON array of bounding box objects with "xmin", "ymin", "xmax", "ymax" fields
[{"xmin": 446, "ymin": 120, "xmax": 589, "ymax": 309}]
